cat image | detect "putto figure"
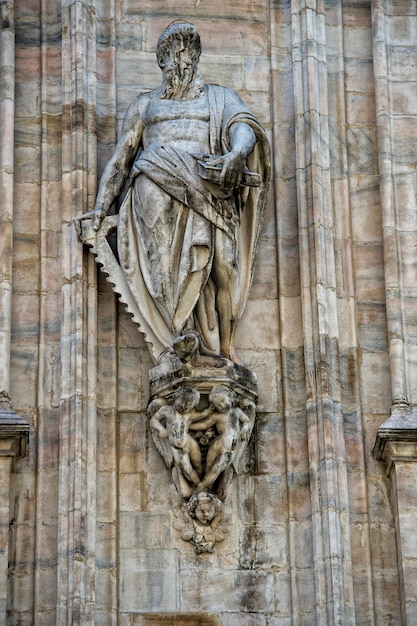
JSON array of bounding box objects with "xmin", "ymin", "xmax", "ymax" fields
[
  {"xmin": 150, "ymin": 384, "xmax": 255, "ymax": 553},
  {"xmin": 149, "ymin": 387, "xmax": 205, "ymax": 497},
  {"xmin": 77, "ymin": 21, "xmax": 270, "ymax": 364}
]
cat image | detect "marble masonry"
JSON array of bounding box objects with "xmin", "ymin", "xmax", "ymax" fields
[{"xmin": 2, "ymin": 1, "xmax": 417, "ymax": 624}]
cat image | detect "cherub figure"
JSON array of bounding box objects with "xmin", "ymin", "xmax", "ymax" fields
[
  {"xmin": 171, "ymin": 487, "xmax": 228, "ymax": 553},
  {"xmin": 187, "ymin": 491, "xmax": 226, "ymax": 553},
  {"xmin": 149, "ymin": 386, "xmax": 207, "ymax": 496},
  {"xmin": 190, "ymin": 385, "xmax": 252, "ymax": 496}
]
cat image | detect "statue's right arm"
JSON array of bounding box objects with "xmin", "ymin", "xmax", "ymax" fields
[
  {"xmin": 82, "ymin": 95, "xmax": 147, "ymax": 231},
  {"xmin": 190, "ymin": 411, "xmax": 217, "ymax": 431},
  {"xmin": 149, "ymin": 406, "xmax": 169, "ymax": 439}
]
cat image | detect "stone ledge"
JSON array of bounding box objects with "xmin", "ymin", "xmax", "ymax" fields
[
  {"xmin": 119, "ymin": 615, "xmax": 219, "ymax": 626},
  {"xmin": 149, "ymin": 354, "xmax": 258, "ymax": 403},
  {"xmin": 0, "ymin": 399, "xmax": 30, "ymax": 459},
  {"xmin": 373, "ymin": 404, "xmax": 417, "ymax": 472}
]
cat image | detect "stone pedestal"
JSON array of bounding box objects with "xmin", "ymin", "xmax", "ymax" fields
[
  {"xmin": 148, "ymin": 353, "xmax": 258, "ymax": 552},
  {"xmin": 374, "ymin": 405, "xmax": 417, "ymax": 625},
  {"xmin": 0, "ymin": 402, "xmax": 29, "ymax": 621},
  {"xmin": 149, "ymin": 354, "xmax": 258, "ymax": 405}
]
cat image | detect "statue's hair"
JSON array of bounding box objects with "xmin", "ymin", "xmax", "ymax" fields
[
  {"xmin": 187, "ymin": 490, "xmax": 221, "ymax": 517},
  {"xmin": 173, "ymin": 386, "xmax": 200, "ymax": 406},
  {"xmin": 209, "ymin": 385, "xmax": 236, "ymax": 404},
  {"xmin": 157, "ymin": 22, "xmax": 201, "ymax": 69}
]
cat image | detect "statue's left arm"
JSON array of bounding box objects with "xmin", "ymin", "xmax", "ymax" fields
[
  {"xmin": 149, "ymin": 406, "xmax": 169, "ymax": 439},
  {"xmin": 207, "ymin": 121, "xmax": 256, "ymax": 196},
  {"xmin": 236, "ymin": 407, "xmax": 251, "ymax": 440}
]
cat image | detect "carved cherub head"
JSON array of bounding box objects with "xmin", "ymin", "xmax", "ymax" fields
[
  {"xmin": 209, "ymin": 385, "xmax": 235, "ymax": 412},
  {"xmin": 172, "ymin": 386, "xmax": 200, "ymax": 414},
  {"xmin": 188, "ymin": 491, "xmax": 222, "ymax": 526}
]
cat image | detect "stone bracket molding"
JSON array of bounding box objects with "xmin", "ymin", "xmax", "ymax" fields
[
  {"xmin": 373, "ymin": 404, "xmax": 417, "ymax": 624},
  {"xmin": 148, "ymin": 354, "xmax": 257, "ymax": 552},
  {"xmin": 0, "ymin": 398, "xmax": 29, "ymax": 624},
  {"xmin": 373, "ymin": 404, "xmax": 417, "ymax": 474},
  {"xmin": 0, "ymin": 398, "xmax": 30, "ymax": 461}
]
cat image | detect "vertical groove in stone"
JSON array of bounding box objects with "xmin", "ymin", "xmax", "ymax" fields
[
  {"xmin": 8, "ymin": 3, "xmax": 41, "ymax": 621},
  {"xmin": 270, "ymin": 0, "xmax": 316, "ymax": 621},
  {"xmin": 327, "ymin": 3, "xmax": 377, "ymax": 623},
  {"xmin": 95, "ymin": 1, "xmax": 118, "ymax": 622},
  {"xmin": 268, "ymin": 1, "xmax": 294, "ymax": 621},
  {"xmin": 0, "ymin": 454, "xmax": 13, "ymax": 621},
  {"xmin": 371, "ymin": 0, "xmax": 407, "ymax": 406},
  {"xmin": 57, "ymin": 0, "xmax": 97, "ymax": 624},
  {"xmin": 291, "ymin": 1, "xmax": 354, "ymax": 623},
  {"xmin": 33, "ymin": 1, "xmax": 62, "ymax": 621},
  {"xmin": 0, "ymin": 0, "xmax": 15, "ymax": 400},
  {"xmin": 0, "ymin": 2, "xmax": 15, "ymax": 614}
]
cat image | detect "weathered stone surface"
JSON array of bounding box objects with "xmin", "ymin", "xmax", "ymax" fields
[
  {"xmin": 2, "ymin": 1, "xmax": 417, "ymax": 624},
  {"xmin": 119, "ymin": 548, "xmax": 180, "ymax": 613},
  {"xmin": 122, "ymin": 614, "xmax": 219, "ymax": 626}
]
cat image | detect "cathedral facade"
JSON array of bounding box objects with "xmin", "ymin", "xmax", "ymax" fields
[{"xmin": 1, "ymin": 1, "xmax": 417, "ymax": 624}]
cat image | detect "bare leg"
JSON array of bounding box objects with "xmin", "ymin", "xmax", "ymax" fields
[
  {"xmin": 212, "ymin": 230, "xmax": 241, "ymax": 362},
  {"xmin": 199, "ymin": 438, "xmax": 230, "ymax": 490},
  {"xmin": 173, "ymin": 245, "xmax": 211, "ymax": 333},
  {"xmin": 187, "ymin": 435, "xmax": 203, "ymax": 476},
  {"xmin": 199, "ymin": 452, "xmax": 232, "ymax": 491},
  {"xmin": 180, "ymin": 452, "xmax": 201, "ymax": 486},
  {"xmin": 172, "ymin": 465, "xmax": 193, "ymax": 498}
]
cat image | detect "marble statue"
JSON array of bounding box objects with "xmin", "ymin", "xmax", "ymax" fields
[
  {"xmin": 76, "ymin": 21, "xmax": 269, "ymax": 551},
  {"xmin": 149, "ymin": 385, "xmax": 254, "ymax": 498},
  {"xmin": 194, "ymin": 386, "xmax": 252, "ymax": 495},
  {"xmin": 77, "ymin": 20, "xmax": 270, "ymax": 365}
]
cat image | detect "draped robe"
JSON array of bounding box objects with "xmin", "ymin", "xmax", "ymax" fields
[{"xmin": 117, "ymin": 84, "xmax": 270, "ymax": 363}]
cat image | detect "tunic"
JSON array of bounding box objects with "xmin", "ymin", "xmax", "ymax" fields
[{"xmin": 117, "ymin": 84, "xmax": 270, "ymax": 362}]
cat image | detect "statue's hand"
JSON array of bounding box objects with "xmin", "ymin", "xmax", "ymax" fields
[
  {"xmin": 92, "ymin": 204, "xmax": 108, "ymax": 232},
  {"xmin": 73, "ymin": 203, "xmax": 108, "ymax": 236},
  {"xmin": 240, "ymin": 422, "xmax": 251, "ymax": 440},
  {"xmin": 207, "ymin": 151, "xmax": 246, "ymax": 196}
]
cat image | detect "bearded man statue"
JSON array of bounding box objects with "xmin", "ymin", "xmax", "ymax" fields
[{"xmin": 79, "ymin": 22, "xmax": 270, "ymax": 365}]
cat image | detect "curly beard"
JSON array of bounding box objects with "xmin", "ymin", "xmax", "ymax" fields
[{"xmin": 161, "ymin": 58, "xmax": 204, "ymax": 100}]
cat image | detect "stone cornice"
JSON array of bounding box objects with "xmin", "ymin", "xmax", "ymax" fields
[
  {"xmin": 0, "ymin": 398, "xmax": 30, "ymax": 459},
  {"xmin": 373, "ymin": 404, "xmax": 417, "ymax": 473}
]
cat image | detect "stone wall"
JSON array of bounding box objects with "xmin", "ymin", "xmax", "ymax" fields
[{"xmin": 2, "ymin": 0, "xmax": 417, "ymax": 624}]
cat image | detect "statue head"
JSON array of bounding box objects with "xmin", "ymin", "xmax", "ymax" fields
[
  {"xmin": 172, "ymin": 386, "xmax": 200, "ymax": 413},
  {"xmin": 157, "ymin": 22, "xmax": 201, "ymax": 69},
  {"xmin": 209, "ymin": 385, "xmax": 235, "ymax": 412},
  {"xmin": 188, "ymin": 491, "xmax": 221, "ymax": 525},
  {"xmin": 157, "ymin": 22, "xmax": 203, "ymax": 99}
]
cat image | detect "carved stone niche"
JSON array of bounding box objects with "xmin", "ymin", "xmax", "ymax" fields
[{"xmin": 0, "ymin": 394, "xmax": 30, "ymax": 461}]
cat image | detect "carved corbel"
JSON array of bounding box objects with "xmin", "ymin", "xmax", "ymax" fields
[
  {"xmin": 0, "ymin": 394, "xmax": 30, "ymax": 461},
  {"xmin": 373, "ymin": 403, "xmax": 417, "ymax": 474}
]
